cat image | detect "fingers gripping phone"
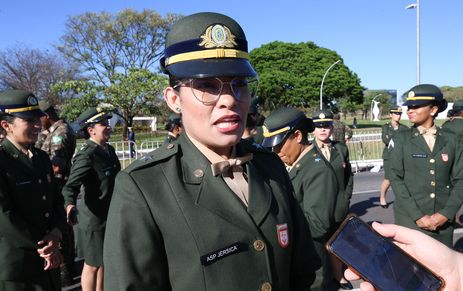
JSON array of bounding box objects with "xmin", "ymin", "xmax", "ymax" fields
[{"xmin": 326, "ymin": 215, "xmax": 444, "ymax": 290}]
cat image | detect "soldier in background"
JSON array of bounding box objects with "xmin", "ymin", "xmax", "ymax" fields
[
  {"xmin": 331, "ymin": 113, "xmax": 353, "ymax": 143},
  {"xmin": 163, "ymin": 113, "xmax": 182, "ymax": 144},
  {"xmin": 442, "ymin": 100, "xmax": 463, "ymax": 136},
  {"xmin": 36, "ymin": 100, "xmax": 77, "ymax": 286},
  {"xmin": 379, "ymin": 105, "xmax": 408, "ymax": 208}
]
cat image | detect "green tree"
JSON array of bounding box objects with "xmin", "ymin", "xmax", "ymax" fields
[
  {"xmin": 51, "ymin": 80, "xmax": 101, "ymax": 122},
  {"xmin": 104, "ymin": 69, "xmax": 167, "ymax": 129},
  {"xmin": 57, "ymin": 9, "xmax": 180, "ymax": 86},
  {"xmin": 249, "ymin": 41, "xmax": 364, "ymax": 110}
]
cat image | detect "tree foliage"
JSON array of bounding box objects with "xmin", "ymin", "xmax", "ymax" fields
[
  {"xmin": 0, "ymin": 45, "xmax": 80, "ymax": 104},
  {"xmin": 57, "ymin": 9, "xmax": 180, "ymax": 86},
  {"xmin": 249, "ymin": 41, "xmax": 364, "ymax": 111}
]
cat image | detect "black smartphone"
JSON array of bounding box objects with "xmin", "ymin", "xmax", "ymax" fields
[{"xmin": 326, "ymin": 215, "xmax": 444, "ymax": 290}]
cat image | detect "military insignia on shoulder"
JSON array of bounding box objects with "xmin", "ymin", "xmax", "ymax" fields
[
  {"xmin": 199, "ymin": 24, "xmax": 238, "ymax": 48},
  {"xmin": 277, "ymin": 223, "xmax": 289, "ymax": 248},
  {"xmin": 80, "ymin": 144, "xmax": 88, "ymax": 150},
  {"xmin": 388, "ymin": 139, "xmax": 395, "ymax": 149}
]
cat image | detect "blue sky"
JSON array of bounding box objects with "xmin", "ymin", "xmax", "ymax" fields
[{"xmin": 0, "ymin": 0, "xmax": 462, "ymax": 99}]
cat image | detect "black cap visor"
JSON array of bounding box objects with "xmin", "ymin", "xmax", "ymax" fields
[
  {"xmin": 313, "ymin": 121, "xmax": 333, "ymax": 128},
  {"xmin": 261, "ymin": 131, "xmax": 291, "ymax": 148},
  {"xmin": 403, "ymin": 99, "xmax": 434, "ymax": 108},
  {"xmin": 166, "ymin": 58, "xmax": 257, "ymax": 79}
]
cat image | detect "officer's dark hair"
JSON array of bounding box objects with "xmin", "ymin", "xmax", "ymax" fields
[
  {"xmin": 43, "ymin": 106, "xmax": 59, "ymax": 121},
  {"xmin": 289, "ymin": 118, "xmax": 312, "ymax": 144},
  {"xmin": 82, "ymin": 123, "xmax": 97, "ymax": 139},
  {"xmin": 246, "ymin": 112, "xmax": 259, "ymax": 131}
]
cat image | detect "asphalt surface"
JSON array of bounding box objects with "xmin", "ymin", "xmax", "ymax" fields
[{"xmin": 63, "ymin": 170, "xmax": 462, "ymax": 290}]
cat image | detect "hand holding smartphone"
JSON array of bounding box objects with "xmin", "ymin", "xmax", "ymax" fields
[{"xmin": 326, "ymin": 214, "xmax": 444, "ymax": 290}]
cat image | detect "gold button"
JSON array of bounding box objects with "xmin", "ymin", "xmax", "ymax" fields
[
  {"xmin": 253, "ymin": 240, "xmax": 265, "ymax": 252},
  {"xmin": 430, "ymin": 170, "xmax": 435, "ymax": 175},
  {"xmin": 430, "ymin": 193, "xmax": 436, "ymax": 198},
  {"xmin": 167, "ymin": 144, "xmax": 174, "ymax": 149},
  {"xmin": 295, "ymin": 164, "xmax": 300, "ymax": 168},
  {"xmin": 431, "ymin": 181, "xmax": 435, "ymax": 186},
  {"xmin": 430, "ymin": 159, "xmax": 435, "ymax": 163},
  {"xmin": 414, "ymin": 133, "xmax": 419, "ymax": 136},
  {"xmin": 193, "ymin": 169, "xmax": 204, "ymax": 178},
  {"xmin": 42, "ymin": 196, "xmax": 46, "ymax": 200},
  {"xmin": 261, "ymin": 282, "xmax": 272, "ymax": 291},
  {"xmin": 44, "ymin": 212, "xmax": 50, "ymax": 218}
]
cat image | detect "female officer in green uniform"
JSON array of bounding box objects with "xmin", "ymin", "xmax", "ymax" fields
[
  {"xmin": 0, "ymin": 90, "xmax": 65, "ymax": 290},
  {"xmin": 104, "ymin": 12, "xmax": 319, "ymax": 291},
  {"xmin": 262, "ymin": 107, "xmax": 339, "ymax": 290},
  {"xmin": 62, "ymin": 107, "xmax": 121, "ymax": 291},
  {"xmin": 389, "ymin": 84, "xmax": 463, "ymax": 247},
  {"xmin": 379, "ymin": 105, "xmax": 408, "ymax": 208}
]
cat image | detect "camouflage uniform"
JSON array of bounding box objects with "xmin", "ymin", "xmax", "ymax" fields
[
  {"xmin": 331, "ymin": 120, "xmax": 353, "ymax": 143},
  {"xmin": 35, "ymin": 130, "xmax": 49, "ymax": 149}
]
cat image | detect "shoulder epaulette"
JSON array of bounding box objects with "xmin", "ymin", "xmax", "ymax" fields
[{"xmin": 125, "ymin": 142, "xmax": 178, "ymax": 173}]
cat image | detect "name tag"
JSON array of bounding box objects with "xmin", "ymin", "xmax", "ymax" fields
[
  {"xmin": 16, "ymin": 180, "xmax": 33, "ymax": 186},
  {"xmin": 412, "ymin": 154, "xmax": 428, "ymax": 158},
  {"xmin": 200, "ymin": 242, "xmax": 247, "ymax": 266}
]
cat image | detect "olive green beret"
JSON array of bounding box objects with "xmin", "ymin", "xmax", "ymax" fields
[{"xmin": 0, "ymin": 89, "xmax": 45, "ymax": 118}]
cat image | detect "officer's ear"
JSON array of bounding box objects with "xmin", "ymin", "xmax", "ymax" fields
[
  {"xmin": 293, "ymin": 130, "xmax": 304, "ymax": 144},
  {"xmin": 164, "ymin": 87, "xmax": 181, "ymax": 114}
]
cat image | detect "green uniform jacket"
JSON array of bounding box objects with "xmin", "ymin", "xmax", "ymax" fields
[
  {"xmin": 0, "ymin": 139, "xmax": 65, "ymax": 287},
  {"xmin": 104, "ymin": 135, "xmax": 320, "ymax": 291},
  {"xmin": 381, "ymin": 122, "xmax": 409, "ymax": 160},
  {"xmin": 389, "ymin": 127, "xmax": 463, "ymax": 245},
  {"xmin": 324, "ymin": 142, "xmax": 354, "ymax": 224},
  {"xmin": 62, "ymin": 139, "xmax": 121, "ymax": 231},
  {"xmin": 442, "ymin": 118, "xmax": 463, "ymax": 137}
]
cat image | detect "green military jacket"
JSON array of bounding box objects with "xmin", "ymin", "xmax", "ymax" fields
[
  {"xmin": 62, "ymin": 139, "xmax": 120, "ymax": 231},
  {"xmin": 381, "ymin": 122, "xmax": 408, "ymax": 160},
  {"xmin": 38, "ymin": 119, "xmax": 76, "ymax": 180},
  {"xmin": 319, "ymin": 142, "xmax": 354, "ymax": 224},
  {"xmin": 0, "ymin": 138, "xmax": 65, "ymax": 286},
  {"xmin": 442, "ymin": 118, "xmax": 463, "ymax": 136},
  {"xmin": 389, "ymin": 127, "xmax": 463, "ymax": 245},
  {"xmin": 104, "ymin": 135, "xmax": 320, "ymax": 291}
]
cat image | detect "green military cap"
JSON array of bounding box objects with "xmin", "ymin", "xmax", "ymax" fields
[
  {"xmin": 160, "ymin": 12, "xmax": 256, "ymax": 79},
  {"xmin": 389, "ymin": 105, "xmax": 403, "ymax": 114},
  {"xmin": 0, "ymin": 89, "xmax": 45, "ymax": 118},
  {"xmin": 38, "ymin": 100, "xmax": 53, "ymax": 112},
  {"xmin": 75, "ymin": 107, "xmax": 113, "ymax": 130},
  {"xmin": 312, "ymin": 109, "xmax": 334, "ymax": 127},
  {"xmin": 261, "ymin": 107, "xmax": 313, "ymax": 148},
  {"xmin": 403, "ymin": 84, "xmax": 448, "ymax": 113},
  {"xmin": 452, "ymin": 100, "xmax": 463, "ymax": 111}
]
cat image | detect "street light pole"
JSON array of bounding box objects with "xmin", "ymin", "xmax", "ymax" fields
[
  {"xmin": 406, "ymin": 0, "xmax": 420, "ymax": 84},
  {"xmin": 319, "ymin": 59, "xmax": 341, "ymax": 110}
]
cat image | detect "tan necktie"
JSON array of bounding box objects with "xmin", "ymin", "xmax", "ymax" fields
[
  {"xmin": 418, "ymin": 127, "xmax": 437, "ymax": 151},
  {"xmin": 211, "ymin": 153, "xmax": 253, "ymax": 206},
  {"xmin": 320, "ymin": 144, "xmax": 331, "ymax": 161}
]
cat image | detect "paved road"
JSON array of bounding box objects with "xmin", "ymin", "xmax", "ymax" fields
[{"xmin": 63, "ymin": 170, "xmax": 461, "ymax": 290}]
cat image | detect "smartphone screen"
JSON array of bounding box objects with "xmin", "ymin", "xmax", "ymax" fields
[{"xmin": 326, "ymin": 215, "xmax": 444, "ymax": 290}]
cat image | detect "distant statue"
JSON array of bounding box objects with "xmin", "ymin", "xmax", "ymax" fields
[{"xmin": 372, "ymin": 100, "xmax": 380, "ymax": 121}]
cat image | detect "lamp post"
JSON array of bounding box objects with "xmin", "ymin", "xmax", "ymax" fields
[
  {"xmin": 319, "ymin": 59, "xmax": 341, "ymax": 110},
  {"xmin": 406, "ymin": 0, "xmax": 420, "ymax": 85},
  {"xmin": 370, "ymin": 94, "xmax": 382, "ymax": 121}
]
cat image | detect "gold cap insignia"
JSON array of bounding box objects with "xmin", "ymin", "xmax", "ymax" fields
[
  {"xmin": 319, "ymin": 113, "xmax": 326, "ymax": 119},
  {"xmin": 27, "ymin": 96, "xmax": 38, "ymax": 106},
  {"xmin": 199, "ymin": 24, "xmax": 238, "ymax": 48},
  {"xmin": 408, "ymin": 91, "xmax": 415, "ymax": 98}
]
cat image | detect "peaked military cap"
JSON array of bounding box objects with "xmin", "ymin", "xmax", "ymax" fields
[
  {"xmin": 160, "ymin": 12, "xmax": 257, "ymax": 79},
  {"xmin": 389, "ymin": 105, "xmax": 403, "ymax": 114},
  {"xmin": 403, "ymin": 84, "xmax": 448, "ymax": 113},
  {"xmin": 452, "ymin": 100, "xmax": 463, "ymax": 111},
  {"xmin": 312, "ymin": 109, "xmax": 334, "ymax": 127},
  {"xmin": 261, "ymin": 107, "xmax": 313, "ymax": 148},
  {"xmin": 0, "ymin": 90, "xmax": 45, "ymax": 118},
  {"xmin": 74, "ymin": 107, "xmax": 113, "ymax": 131}
]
